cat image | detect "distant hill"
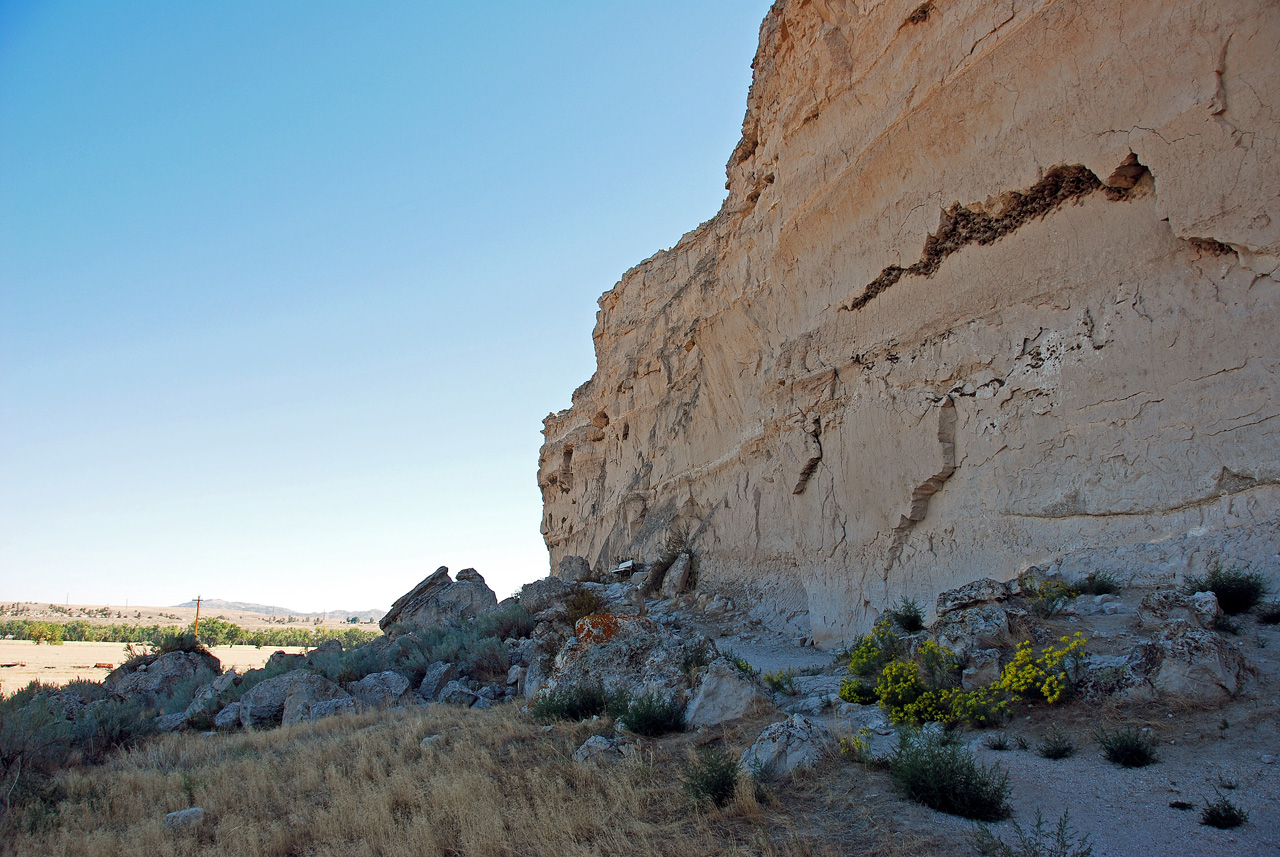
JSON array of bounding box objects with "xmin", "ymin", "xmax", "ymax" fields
[{"xmin": 173, "ymin": 599, "xmax": 384, "ymax": 622}]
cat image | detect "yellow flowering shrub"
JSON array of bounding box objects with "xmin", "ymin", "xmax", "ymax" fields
[
  {"xmin": 995, "ymin": 633, "xmax": 1086, "ymax": 704},
  {"xmin": 841, "ymin": 630, "xmax": 1087, "ymax": 726},
  {"xmin": 839, "ymin": 726, "xmax": 874, "ymax": 761},
  {"xmin": 847, "ymin": 617, "xmax": 904, "ymax": 677}
]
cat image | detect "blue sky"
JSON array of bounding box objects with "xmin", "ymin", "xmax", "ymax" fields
[{"xmin": 0, "ymin": 1, "xmax": 773, "ymax": 611}]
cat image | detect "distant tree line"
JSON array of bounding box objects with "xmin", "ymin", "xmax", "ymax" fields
[{"xmin": 0, "ymin": 617, "xmax": 379, "ymax": 649}]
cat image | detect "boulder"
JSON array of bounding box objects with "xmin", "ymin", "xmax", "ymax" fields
[
  {"xmin": 1137, "ymin": 590, "xmax": 1221, "ymax": 630},
  {"xmin": 306, "ymin": 697, "xmax": 357, "ymax": 721},
  {"xmin": 184, "ymin": 670, "xmax": 238, "ymax": 720},
  {"xmin": 739, "ymin": 715, "xmax": 836, "ymax": 780},
  {"xmin": 238, "ymin": 672, "xmax": 351, "ymax": 728},
  {"xmin": 436, "ymin": 680, "xmax": 479, "ymax": 707},
  {"xmin": 933, "ymin": 604, "xmax": 1022, "ymax": 656},
  {"xmin": 163, "ymin": 807, "xmax": 205, "ymax": 830},
  {"xmin": 154, "ymin": 712, "xmax": 188, "ymax": 733},
  {"xmin": 104, "ymin": 650, "xmax": 222, "ymax": 707},
  {"xmin": 961, "ymin": 648, "xmax": 1003, "ymax": 691},
  {"xmin": 456, "ymin": 567, "xmax": 483, "ymax": 582},
  {"xmin": 381, "ymin": 566, "xmax": 498, "ymax": 631},
  {"xmin": 935, "ymin": 579, "xmax": 1012, "ymax": 616},
  {"xmin": 1147, "ymin": 620, "xmax": 1248, "ymax": 701},
  {"xmin": 548, "ymin": 615, "xmax": 704, "ymax": 702},
  {"xmin": 214, "ymin": 702, "xmax": 242, "ymax": 729},
  {"xmin": 418, "ymin": 661, "xmax": 461, "ymax": 700},
  {"xmin": 519, "ymin": 576, "xmax": 576, "ymax": 615},
  {"xmin": 557, "ymin": 555, "xmax": 595, "ymax": 582},
  {"xmin": 660, "ymin": 553, "xmax": 693, "ymax": 598},
  {"xmin": 349, "ymin": 671, "xmax": 412, "ymax": 708},
  {"xmin": 572, "ymin": 735, "xmax": 629, "ymax": 763},
  {"xmin": 684, "ymin": 659, "xmax": 772, "ymax": 728}
]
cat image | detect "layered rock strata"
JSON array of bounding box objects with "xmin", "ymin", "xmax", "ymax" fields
[{"xmin": 539, "ymin": 0, "xmax": 1280, "ymax": 646}]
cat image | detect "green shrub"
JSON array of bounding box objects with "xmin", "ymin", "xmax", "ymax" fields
[
  {"xmin": 1081, "ymin": 571, "xmax": 1121, "ymax": 596},
  {"xmin": 1256, "ymin": 601, "xmax": 1280, "ymax": 625},
  {"xmin": 1200, "ymin": 791, "xmax": 1248, "ymax": 828},
  {"xmin": 683, "ymin": 745, "xmax": 738, "ymax": 808},
  {"xmin": 761, "ymin": 668, "xmax": 799, "ymax": 695},
  {"xmin": 157, "ymin": 666, "xmax": 218, "ymax": 715},
  {"xmin": 970, "ymin": 810, "xmax": 1094, "ymax": 857},
  {"xmin": 529, "ymin": 681, "xmax": 628, "ymax": 723},
  {"xmin": 1095, "ymin": 726, "xmax": 1159, "ymax": 768},
  {"xmin": 1022, "ymin": 577, "xmax": 1081, "ymax": 618},
  {"xmin": 1036, "ymin": 726, "xmax": 1075, "ymax": 760},
  {"xmin": 886, "ymin": 596, "xmax": 925, "ymax": 633},
  {"xmin": 838, "ymin": 677, "xmax": 877, "ymax": 705},
  {"xmin": 1184, "ymin": 564, "xmax": 1268, "ymax": 615},
  {"xmin": 620, "ymin": 692, "xmax": 683, "ymax": 737},
  {"xmin": 846, "ymin": 618, "xmax": 903, "ymax": 678},
  {"xmin": 461, "ymin": 637, "xmax": 509, "ymax": 681},
  {"xmin": 888, "ymin": 730, "xmax": 1011, "ymax": 821},
  {"xmin": 565, "ymin": 589, "xmax": 605, "ymax": 625},
  {"xmin": 982, "ymin": 732, "xmax": 1012, "ymax": 751},
  {"xmin": 475, "ymin": 603, "xmax": 535, "ymax": 640},
  {"xmin": 680, "ymin": 641, "xmax": 714, "ymax": 676}
]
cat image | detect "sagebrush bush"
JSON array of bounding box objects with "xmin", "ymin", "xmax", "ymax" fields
[
  {"xmin": 565, "ymin": 589, "xmax": 605, "ymax": 625},
  {"xmin": 1200, "ymin": 791, "xmax": 1248, "ymax": 828},
  {"xmin": 888, "ymin": 731, "xmax": 1011, "ymax": 821},
  {"xmin": 762, "ymin": 668, "xmax": 799, "ymax": 695},
  {"xmin": 529, "ymin": 681, "xmax": 628, "ymax": 723},
  {"xmin": 619, "ymin": 692, "xmax": 683, "ymax": 737},
  {"xmin": 683, "ymin": 745, "xmax": 738, "ymax": 808},
  {"xmin": 1036, "ymin": 726, "xmax": 1075, "ymax": 760},
  {"xmin": 1095, "ymin": 726, "xmax": 1159, "ymax": 768},
  {"xmin": 461, "ymin": 637, "xmax": 509, "ymax": 681},
  {"xmin": 1184, "ymin": 564, "xmax": 1268, "ymax": 615}
]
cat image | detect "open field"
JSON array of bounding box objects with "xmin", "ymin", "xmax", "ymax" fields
[
  {"xmin": 0, "ymin": 601, "xmax": 377, "ymax": 632},
  {"xmin": 0, "ymin": 641, "xmax": 309, "ymax": 697}
]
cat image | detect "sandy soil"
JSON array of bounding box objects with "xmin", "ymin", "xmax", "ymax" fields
[
  {"xmin": 0, "ymin": 640, "xmax": 310, "ymax": 697},
  {"xmin": 0, "ymin": 601, "xmax": 376, "ymax": 631},
  {"xmin": 681, "ymin": 590, "xmax": 1280, "ymax": 857}
]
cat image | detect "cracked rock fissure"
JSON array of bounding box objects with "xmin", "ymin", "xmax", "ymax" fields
[{"xmin": 842, "ymin": 164, "xmax": 1111, "ymax": 312}]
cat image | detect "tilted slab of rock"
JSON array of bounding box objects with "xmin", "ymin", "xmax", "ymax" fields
[
  {"xmin": 381, "ymin": 566, "xmax": 497, "ymax": 631},
  {"xmin": 539, "ymin": 0, "xmax": 1280, "ymax": 644},
  {"xmin": 684, "ymin": 658, "xmax": 773, "ymax": 728}
]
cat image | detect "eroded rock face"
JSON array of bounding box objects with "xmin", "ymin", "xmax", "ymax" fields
[
  {"xmin": 381, "ymin": 566, "xmax": 497, "ymax": 631},
  {"xmin": 539, "ymin": 0, "xmax": 1280, "ymax": 645}
]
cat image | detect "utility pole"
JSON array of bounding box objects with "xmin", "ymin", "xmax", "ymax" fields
[{"xmin": 193, "ymin": 595, "xmax": 202, "ymax": 639}]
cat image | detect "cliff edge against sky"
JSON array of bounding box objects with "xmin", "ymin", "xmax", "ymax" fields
[{"xmin": 539, "ymin": 0, "xmax": 1280, "ymax": 646}]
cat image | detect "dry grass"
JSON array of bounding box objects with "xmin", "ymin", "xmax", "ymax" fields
[{"xmin": 0, "ymin": 704, "xmax": 951, "ymax": 857}]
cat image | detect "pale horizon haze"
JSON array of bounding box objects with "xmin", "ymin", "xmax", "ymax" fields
[{"xmin": 0, "ymin": 2, "xmax": 774, "ymax": 611}]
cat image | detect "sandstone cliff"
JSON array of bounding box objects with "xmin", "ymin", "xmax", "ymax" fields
[{"xmin": 539, "ymin": 0, "xmax": 1280, "ymax": 646}]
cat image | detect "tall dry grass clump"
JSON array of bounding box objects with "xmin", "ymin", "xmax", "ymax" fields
[{"xmin": 0, "ymin": 703, "xmax": 873, "ymax": 857}]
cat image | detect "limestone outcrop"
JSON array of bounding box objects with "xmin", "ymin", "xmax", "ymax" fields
[
  {"xmin": 380, "ymin": 566, "xmax": 497, "ymax": 631},
  {"xmin": 539, "ymin": 0, "xmax": 1280, "ymax": 646}
]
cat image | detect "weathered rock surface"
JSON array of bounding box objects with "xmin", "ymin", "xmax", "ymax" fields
[
  {"xmin": 739, "ymin": 714, "xmax": 835, "ymax": 779},
  {"xmin": 538, "ymin": 0, "xmax": 1280, "ymax": 645},
  {"xmin": 1145, "ymin": 620, "xmax": 1249, "ymax": 701},
  {"xmin": 381, "ymin": 566, "xmax": 497, "ymax": 631},
  {"xmin": 349, "ymin": 671, "xmax": 412, "ymax": 709},
  {"xmin": 684, "ymin": 658, "xmax": 773, "ymax": 728},
  {"xmin": 237, "ymin": 672, "xmax": 351, "ymax": 728},
  {"xmin": 104, "ymin": 650, "xmax": 221, "ymax": 707},
  {"xmin": 546, "ymin": 615, "xmax": 704, "ymax": 702}
]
